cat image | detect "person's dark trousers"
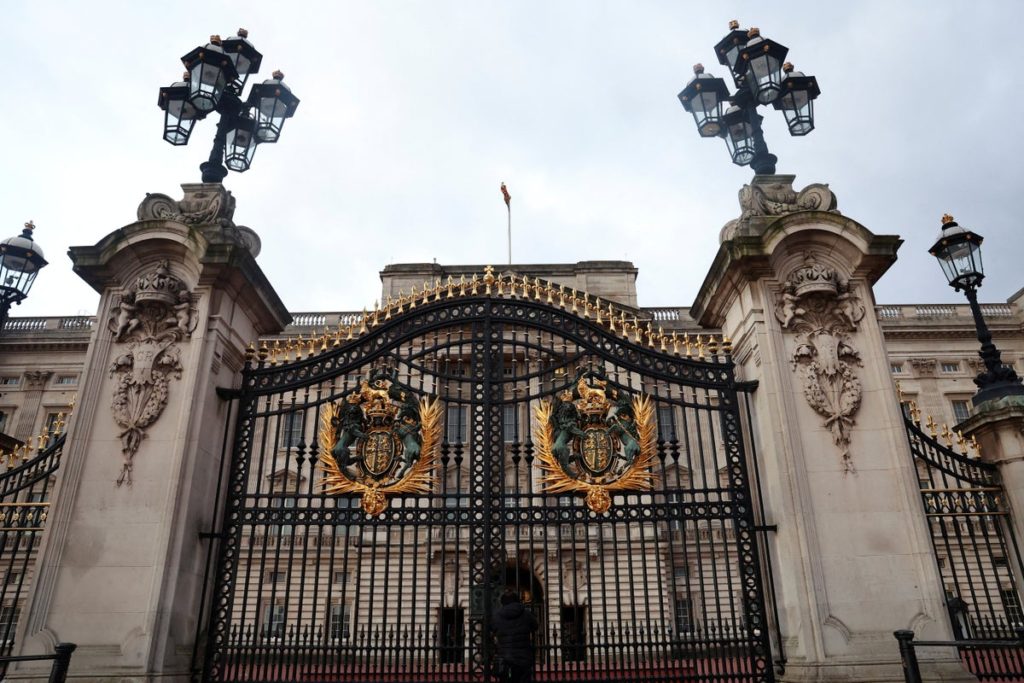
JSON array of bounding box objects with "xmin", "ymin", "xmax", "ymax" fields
[{"xmin": 499, "ymin": 660, "xmax": 533, "ymax": 683}]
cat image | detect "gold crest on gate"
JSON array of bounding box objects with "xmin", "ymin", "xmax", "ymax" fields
[
  {"xmin": 319, "ymin": 369, "xmax": 441, "ymax": 516},
  {"xmin": 533, "ymin": 370, "xmax": 658, "ymax": 513}
]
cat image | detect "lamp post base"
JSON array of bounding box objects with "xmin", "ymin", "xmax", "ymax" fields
[
  {"xmin": 200, "ymin": 161, "xmax": 229, "ymax": 184},
  {"xmin": 972, "ymin": 378, "xmax": 1024, "ymax": 407},
  {"xmin": 751, "ymin": 152, "xmax": 777, "ymax": 175}
]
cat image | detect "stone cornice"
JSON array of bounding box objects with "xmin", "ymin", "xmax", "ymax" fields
[{"xmin": 691, "ymin": 210, "xmax": 902, "ymax": 328}]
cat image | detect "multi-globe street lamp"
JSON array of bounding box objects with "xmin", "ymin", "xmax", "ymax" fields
[
  {"xmin": 929, "ymin": 214, "xmax": 1024, "ymax": 405},
  {"xmin": 678, "ymin": 21, "xmax": 820, "ymax": 174},
  {"xmin": 158, "ymin": 30, "xmax": 300, "ymax": 183},
  {"xmin": 0, "ymin": 221, "xmax": 47, "ymax": 331}
]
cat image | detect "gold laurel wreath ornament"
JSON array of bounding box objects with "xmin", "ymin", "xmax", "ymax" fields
[
  {"xmin": 532, "ymin": 393, "xmax": 658, "ymax": 513},
  {"xmin": 318, "ymin": 397, "xmax": 442, "ymax": 516}
]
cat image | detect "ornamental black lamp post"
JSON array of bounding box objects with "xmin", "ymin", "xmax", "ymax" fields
[
  {"xmin": 929, "ymin": 214, "xmax": 1024, "ymax": 406},
  {"xmin": 158, "ymin": 30, "xmax": 300, "ymax": 183},
  {"xmin": 678, "ymin": 21, "xmax": 820, "ymax": 174},
  {"xmin": 0, "ymin": 221, "xmax": 48, "ymax": 331}
]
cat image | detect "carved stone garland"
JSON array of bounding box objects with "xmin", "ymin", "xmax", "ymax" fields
[
  {"xmin": 108, "ymin": 260, "xmax": 195, "ymax": 486},
  {"xmin": 775, "ymin": 254, "xmax": 866, "ymax": 473}
]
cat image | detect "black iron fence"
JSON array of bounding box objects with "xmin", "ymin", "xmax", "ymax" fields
[
  {"xmin": 0, "ymin": 641, "xmax": 76, "ymax": 682},
  {"xmin": 0, "ymin": 423, "xmax": 68, "ymax": 677},
  {"xmin": 899, "ymin": 392, "xmax": 1024, "ymax": 679},
  {"xmin": 895, "ymin": 629, "xmax": 1024, "ymax": 682}
]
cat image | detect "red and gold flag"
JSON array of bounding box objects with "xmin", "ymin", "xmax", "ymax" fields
[{"xmin": 500, "ymin": 182, "xmax": 511, "ymax": 208}]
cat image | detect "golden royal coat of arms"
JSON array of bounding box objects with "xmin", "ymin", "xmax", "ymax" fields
[
  {"xmin": 533, "ymin": 370, "xmax": 658, "ymax": 513},
  {"xmin": 319, "ymin": 369, "xmax": 441, "ymax": 515}
]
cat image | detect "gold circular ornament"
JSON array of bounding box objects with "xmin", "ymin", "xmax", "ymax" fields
[
  {"xmin": 361, "ymin": 488, "xmax": 387, "ymax": 516},
  {"xmin": 585, "ymin": 486, "xmax": 612, "ymax": 514}
]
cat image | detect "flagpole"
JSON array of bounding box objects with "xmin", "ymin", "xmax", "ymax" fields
[{"xmin": 507, "ymin": 203, "xmax": 512, "ymax": 265}]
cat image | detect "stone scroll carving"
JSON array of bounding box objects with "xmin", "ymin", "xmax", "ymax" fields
[
  {"xmin": 108, "ymin": 260, "xmax": 195, "ymax": 486},
  {"xmin": 775, "ymin": 254, "xmax": 866, "ymax": 473},
  {"xmin": 136, "ymin": 184, "xmax": 262, "ymax": 257},
  {"xmin": 739, "ymin": 180, "xmax": 837, "ymax": 220}
]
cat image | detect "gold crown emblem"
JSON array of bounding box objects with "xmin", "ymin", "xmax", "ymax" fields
[{"xmin": 575, "ymin": 377, "xmax": 608, "ymax": 416}]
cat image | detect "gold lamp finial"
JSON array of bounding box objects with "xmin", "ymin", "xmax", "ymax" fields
[
  {"xmin": 693, "ymin": 63, "xmax": 705, "ymax": 75},
  {"xmin": 729, "ymin": 19, "xmax": 740, "ymax": 30},
  {"xmin": 941, "ymin": 213, "xmax": 955, "ymax": 225},
  {"xmin": 24, "ymin": 220, "xmax": 35, "ymax": 232},
  {"xmin": 747, "ymin": 27, "xmax": 760, "ymax": 38}
]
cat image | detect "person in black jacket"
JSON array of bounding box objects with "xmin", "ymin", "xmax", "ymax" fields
[{"xmin": 491, "ymin": 589, "xmax": 538, "ymax": 682}]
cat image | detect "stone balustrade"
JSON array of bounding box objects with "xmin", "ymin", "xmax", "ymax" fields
[
  {"xmin": 2, "ymin": 301, "xmax": 1017, "ymax": 337},
  {"xmin": 2, "ymin": 316, "xmax": 95, "ymax": 332},
  {"xmin": 875, "ymin": 303, "xmax": 1017, "ymax": 321}
]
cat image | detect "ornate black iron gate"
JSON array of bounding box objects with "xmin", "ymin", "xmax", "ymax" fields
[
  {"xmin": 899, "ymin": 392, "xmax": 1024, "ymax": 678},
  {"xmin": 199, "ymin": 274, "xmax": 774, "ymax": 682}
]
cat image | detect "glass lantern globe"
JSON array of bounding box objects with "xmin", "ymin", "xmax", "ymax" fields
[
  {"xmin": 722, "ymin": 106, "xmax": 756, "ymax": 166},
  {"xmin": 929, "ymin": 215, "xmax": 985, "ymax": 291},
  {"xmin": 181, "ymin": 36, "xmax": 239, "ymax": 114},
  {"xmin": 677, "ymin": 64, "xmax": 731, "ymax": 138},
  {"xmin": 773, "ymin": 63, "xmax": 820, "ymax": 136},
  {"xmin": 248, "ymin": 71, "xmax": 301, "ymax": 143},
  {"xmin": 0, "ymin": 221, "xmax": 47, "ymax": 309},
  {"xmin": 222, "ymin": 29, "xmax": 263, "ymax": 93},
  {"xmin": 224, "ymin": 114, "xmax": 259, "ymax": 172},
  {"xmin": 158, "ymin": 74, "xmax": 202, "ymax": 146},
  {"xmin": 737, "ymin": 28, "xmax": 789, "ymax": 105}
]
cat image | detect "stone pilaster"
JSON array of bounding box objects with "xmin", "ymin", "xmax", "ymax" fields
[
  {"xmin": 692, "ymin": 175, "xmax": 973, "ymax": 682},
  {"xmin": 959, "ymin": 394, "xmax": 1024, "ymax": 576},
  {"xmin": 9, "ymin": 184, "xmax": 289, "ymax": 681}
]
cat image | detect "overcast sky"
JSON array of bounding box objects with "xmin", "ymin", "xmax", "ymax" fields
[{"xmin": 2, "ymin": 1, "xmax": 1022, "ymax": 319}]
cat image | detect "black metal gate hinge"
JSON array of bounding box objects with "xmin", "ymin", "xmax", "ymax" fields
[
  {"xmin": 199, "ymin": 531, "xmax": 228, "ymax": 540},
  {"xmin": 216, "ymin": 387, "xmax": 242, "ymax": 400},
  {"xmin": 753, "ymin": 524, "xmax": 778, "ymax": 533}
]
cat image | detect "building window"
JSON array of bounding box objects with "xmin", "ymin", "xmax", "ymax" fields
[
  {"xmin": 329, "ymin": 603, "xmax": 351, "ymax": 641},
  {"xmin": 281, "ymin": 411, "xmax": 305, "ymax": 448},
  {"xmin": 333, "ymin": 570, "xmax": 349, "ymax": 584},
  {"xmin": 891, "ymin": 363, "xmax": 904, "ymax": 374},
  {"xmin": 503, "ymin": 405, "xmax": 518, "ymax": 443},
  {"xmin": 272, "ymin": 497, "xmax": 296, "ymax": 536},
  {"xmin": 951, "ymin": 400, "xmax": 971, "ymax": 423},
  {"xmin": 446, "ymin": 405, "xmax": 467, "ymax": 444},
  {"xmin": 4, "ymin": 571, "xmax": 21, "ymax": 587},
  {"xmin": 994, "ymin": 556, "xmax": 1009, "ymax": 569},
  {"xmin": 44, "ymin": 412, "xmax": 64, "ymax": 434},
  {"xmin": 674, "ymin": 598, "xmax": 693, "ymax": 634},
  {"xmin": 0, "ymin": 411, "xmax": 7, "ymax": 433},
  {"xmin": 54, "ymin": 375, "xmax": 77, "ymax": 385},
  {"xmin": 941, "ymin": 362, "xmax": 960, "ymax": 374},
  {"xmin": 265, "ymin": 571, "xmax": 287, "ymax": 584},
  {"xmin": 0, "ymin": 605, "xmax": 20, "ymax": 643},
  {"xmin": 0, "ymin": 377, "xmax": 19, "ymax": 386},
  {"xmin": 261, "ymin": 602, "xmax": 286, "ymax": 640},
  {"xmin": 673, "ymin": 566, "xmax": 688, "ymax": 583},
  {"xmin": 1001, "ymin": 589, "xmax": 1024, "ymax": 625},
  {"xmin": 657, "ymin": 406, "xmax": 677, "ymax": 442}
]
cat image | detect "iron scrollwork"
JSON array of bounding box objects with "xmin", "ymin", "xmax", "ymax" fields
[
  {"xmin": 532, "ymin": 370, "xmax": 657, "ymax": 513},
  {"xmin": 318, "ymin": 369, "xmax": 441, "ymax": 515}
]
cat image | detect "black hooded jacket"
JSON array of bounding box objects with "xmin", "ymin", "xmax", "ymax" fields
[{"xmin": 491, "ymin": 602, "xmax": 538, "ymax": 666}]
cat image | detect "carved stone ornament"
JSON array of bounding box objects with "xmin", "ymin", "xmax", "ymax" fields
[
  {"xmin": 23, "ymin": 370, "xmax": 52, "ymax": 388},
  {"xmin": 108, "ymin": 260, "xmax": 195, "ymax": 486},
  {"xmin": 775, "ymin": 253, "xmax": 866, "ymax": 473},
  {"xmin": 136, "ymin": 183, "xmax": 261, "ymax": 257},
  {"xmin": 910, "ymin": 358, "xmax": 938, "ymax": 377},
  {"xmin": 720, "ymin": 174, "xmax": 840, "ymax": 243}
]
